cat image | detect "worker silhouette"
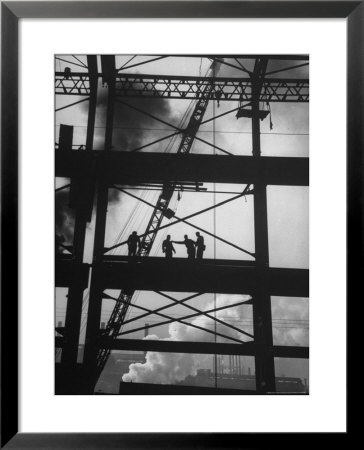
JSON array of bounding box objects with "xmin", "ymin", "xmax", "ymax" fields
[
  {"xmin": 195, "ymin": 232, "xmax": 205, "ymax": 260},
  {"xmin": 127, "ymin": 231, "xmax": 140, "ymax": 257},
  {"xmin": 162, "ymin": 235, "xmax": 176, "ymax": 258},
  {"xmin": 174, "ymin": 234, "xmax": 196, "ymax": 260}
]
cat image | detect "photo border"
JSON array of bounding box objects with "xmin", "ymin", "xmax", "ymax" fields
[{"xmin": 1, "ymin": 1, "xmax": 359, "ymax": 447}]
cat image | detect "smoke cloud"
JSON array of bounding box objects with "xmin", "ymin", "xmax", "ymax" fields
[
  {"xmin": 91, "ymin": 85, "xmax": 177, "ymax": 206},
  {"xmin": 55, "ymin": 189, "xmax": 75, "ymax": 252},
  {"xmin": 122, "ymin": 294, "xmax": 252, "ymax": 384},
  {"xmin": 122, "ymin": 335, "xmax": 197, "ymax": 385},
  {"xmin": 94, "ymin": 87, "xmax": 176, "ymax": 152},
  {"xmin": 122, "ymin": 295, "xmax": 309, "ymax": 384}
]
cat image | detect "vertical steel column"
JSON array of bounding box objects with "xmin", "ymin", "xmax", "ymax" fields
[
  {"xmin": 251, "ymin": 58, "xmax": 276, "ymax": 393},
  {"xmin": 86, "ymin": 55, "xmax": 98, "ymax": 152},
  {"xmin": 82, "ymin": 179, "xmax": 108, "ymax": 388},
  {"xmin": 83, "ymin": 56, "xmax": 115, "ymax": 393},
  {"xmin": 61, "ymin": 56, "xmax": 98, "ymax": 368}
]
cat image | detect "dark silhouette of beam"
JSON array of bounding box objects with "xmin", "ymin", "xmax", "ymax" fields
[
  {"xmin": 55, "ymin": 260, "xmax": 89, "ymax": 289},
  {"xmin": 56, "ymin": 151, "xmax": 309, "ymax": 187},
  {"xmin": 56, "ymin": 337, "xmax": 309, "ymax": 359},
  {"xmin": 118, "ymin": 382, "xmax": 257, "ymax": 395},
  {"xmin": 98, "ymin": 258, "xmax": 309, "ymax": 297}
]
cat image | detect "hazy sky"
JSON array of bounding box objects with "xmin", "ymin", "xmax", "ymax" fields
[{"xmin": 56, "ymin": 55, "xmax": 309, "ymax": 387}]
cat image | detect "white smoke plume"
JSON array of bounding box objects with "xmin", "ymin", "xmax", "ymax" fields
[
  {"xmin": 122, "ymin": 294, "xmax": 252, "ymax": 384},
  {"xmin": 122, "ymin": 335, "xmax": 197, "ymax": 385}
]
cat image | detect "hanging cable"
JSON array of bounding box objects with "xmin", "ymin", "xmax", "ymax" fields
[{"xmin": 212, "ymin": 64, "xmax": 218, "ymax": 389}]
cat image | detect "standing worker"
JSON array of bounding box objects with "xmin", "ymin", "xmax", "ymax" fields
[
  {"xmin": 173, "ymin": 235, "xmax": 196, "ymax": 260},
  {"xmin": 127, "ymin": 231, "xmax": 140, "ymax": 257},
  {"xmin": 162, "ymin": 235, "xmax": 176, "ymax": 259},
  {"xmin": 195, "ymin": 232, "xmax": 205, "ymax": 260}
]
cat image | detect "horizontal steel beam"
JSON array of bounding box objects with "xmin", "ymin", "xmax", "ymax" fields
[
  {"xmin": 54, "ymin": 257, "xmax": 308, "ymax": 295},
  {"xmin": 163, "ymin": 55, "xmax": 309, "ymax": 61},
  {"xmin": 55, "ymin": 72, "xmax": 308, "ymax": 102},
  {"xmin": 55, "ymin": 259, "xmax": 90, "ymax": 289},
  {"xmin": 56, "ymin": 151, "xmax": 309, "ymax": 186},
  {"xmin": 99, "ymin": 258, "xmax": 309, "ymax": 296},
  {"xmin": 104, "ymin": 255, "xmax": 256, "ymax": 266},
  {"xmin": 118, "ymin": 381, "xmax": 257, "ymax": 395},
  {"xmin": 98, "ymin": 338, "xmax": 309, "ymax": 359},
  {"xmin": 55, "ymin": 337, "xmax": 308, "ymax": 359}
]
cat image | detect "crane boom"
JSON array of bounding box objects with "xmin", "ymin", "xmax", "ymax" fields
[{"xmin": 94, "ymin": 61, "xmax": 221, "ymax": 383}]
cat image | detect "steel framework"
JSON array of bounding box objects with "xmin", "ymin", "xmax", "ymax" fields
[
  {"xmin": 55, "ymin": 55, "xmax": 309, "ymax": 395},
  {"xmin": 55, "ymin": 72, "xmax": 309, "ymax": 102},
  {"xmin": 94, "ymin": 61, "xmax": 217, "ymax": 377}
]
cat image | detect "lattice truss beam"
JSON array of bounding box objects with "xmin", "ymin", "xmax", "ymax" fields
[{"xmin": 55, "ymin": 72, "xmax": 309, "ymax": 102}]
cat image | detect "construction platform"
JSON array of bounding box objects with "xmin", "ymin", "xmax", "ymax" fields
[
  {"xmin": 56, "ymin": 256, "xmax": 308, "ymax": 297},
  {"xmin": 56, "ymin": 151, "xmax": 309, "ymax": 187}
]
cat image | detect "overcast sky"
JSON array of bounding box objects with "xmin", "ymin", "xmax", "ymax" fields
[{"xmin": 55, "ymin": 55, "xmax": 309, "ymax": 389}]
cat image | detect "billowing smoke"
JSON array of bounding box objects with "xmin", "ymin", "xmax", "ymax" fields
[
  {"xmin": 90, "ymin": 85, "xmax": 177, "ymax": 205},
  {"xmin": 122, "ymin": 335, "xmax": 197, "ymax": 385},
  {"xmin": 122, "ymin": 294, "xmax": 252, "ymax": 384},
  {"xmin": 122, "ymin": 294, "xmax": 309, "ymax": 384},
  {"xmin": 55, "ymin": 83, "xmax": 176, "ymax": 239},
  {"xmin": 55, "ymin": 189, "xmax": 75, "ymax": 253},
  {"xmin": 94, "ymin": 87, "xmax": 175, "ymax": 152},
  {"xmin": 168, "ymin": 294, "xmax": 252, "ymax": 343}
]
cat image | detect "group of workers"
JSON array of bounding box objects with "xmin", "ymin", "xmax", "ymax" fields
[{"xmin": 127, "ymin": 231, "xmax": 206, "ymax": 260}]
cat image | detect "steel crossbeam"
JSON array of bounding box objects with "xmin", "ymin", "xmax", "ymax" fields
[
  {"xmin": 55, "ymin": 72, "xmax": 309, "ymax": 102},
  {"xmin": 103, "ymin": 292, "xmax": 248, "ymax": 344},
  {"xmin": 107, "ymin": 185, "xmax": 254, "ymax": 257}
]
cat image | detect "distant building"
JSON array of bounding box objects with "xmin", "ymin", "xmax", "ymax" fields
[{"xmin": 179, "ymin": 368, "xmax": 308, "ymax": 393}]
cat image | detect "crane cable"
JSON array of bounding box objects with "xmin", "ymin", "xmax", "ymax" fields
[{"xmin": 212, "ymin": 64, "xmax": 218, "ymax": 389}]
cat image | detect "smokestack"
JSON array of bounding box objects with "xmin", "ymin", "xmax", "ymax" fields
[{"xmin": 143, "ymin": 323, "xmax": 150, "ymax": 359}]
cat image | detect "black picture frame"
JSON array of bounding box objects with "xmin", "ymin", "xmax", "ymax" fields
[{"xmin": 1, "ymin": 1, "xmax": 358, "ymax": 447}]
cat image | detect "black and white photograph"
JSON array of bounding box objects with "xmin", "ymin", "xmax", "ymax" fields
[{"xmin": 55, "ymin": 54, "xmax": 309, "ymax": 395}]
